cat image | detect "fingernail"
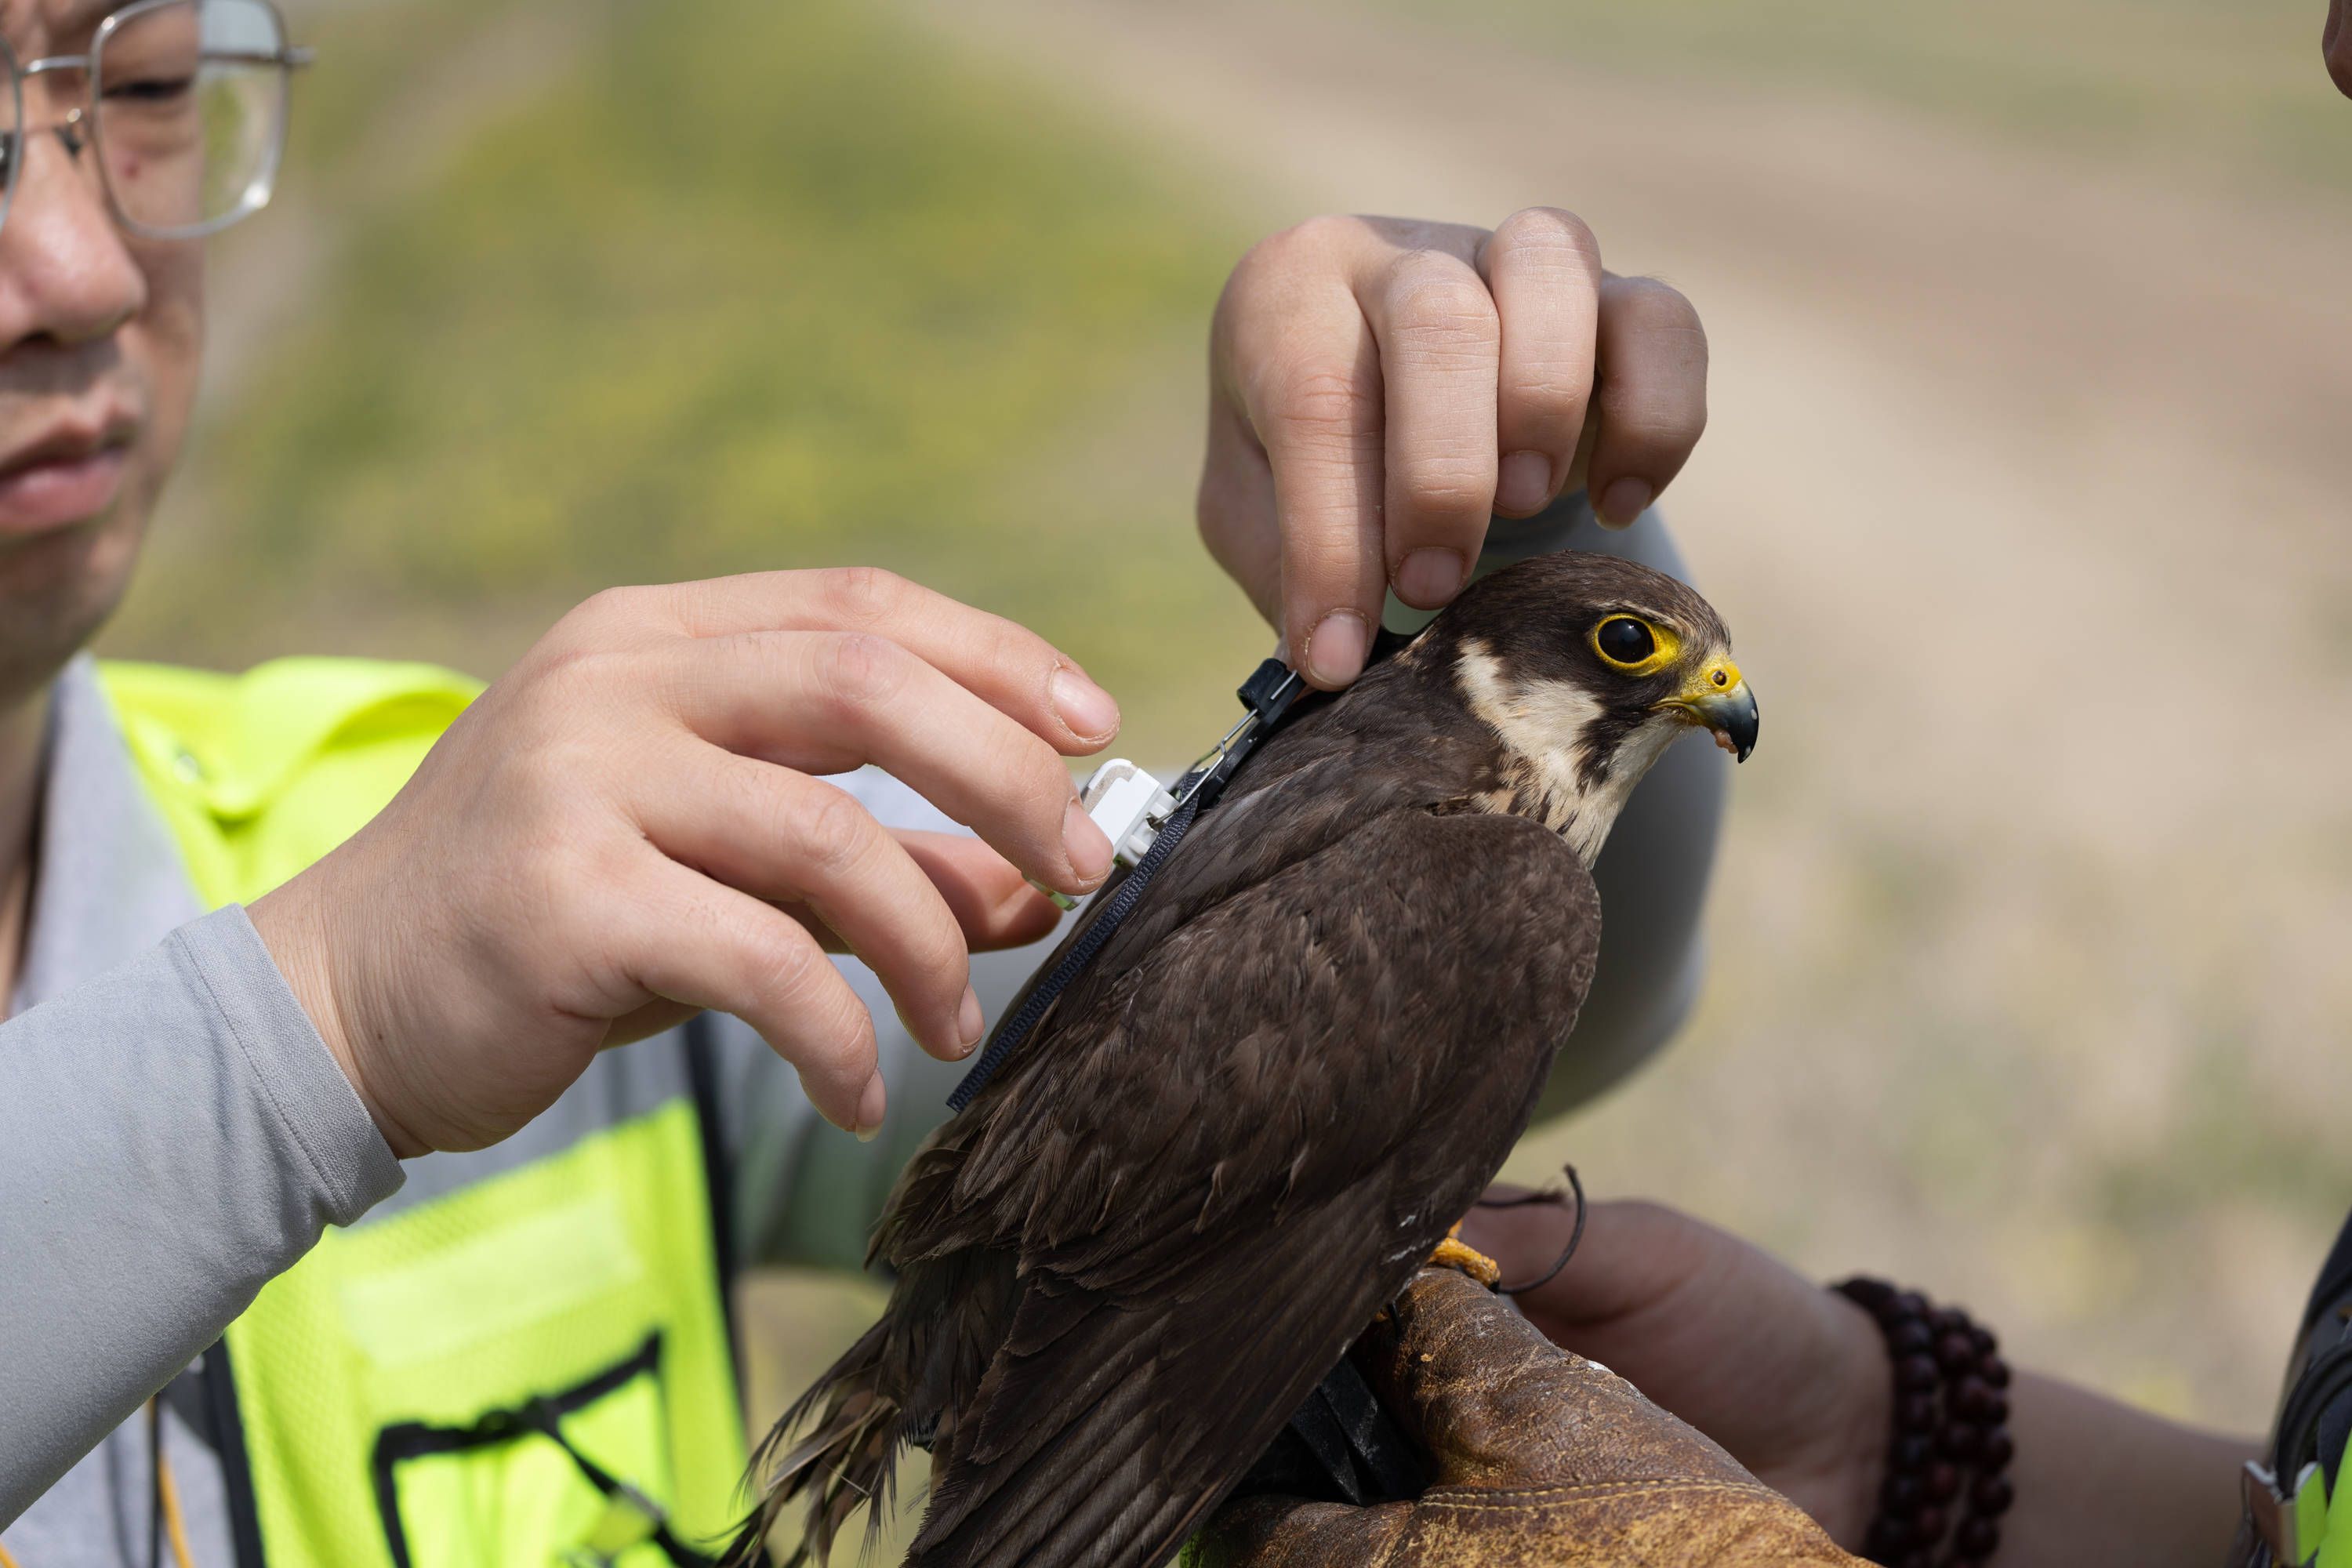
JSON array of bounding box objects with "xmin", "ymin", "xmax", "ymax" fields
[
  {"xmin": 1064, "ymin": 797, "xmax": 1112, "ymax": 885},
  {"xmin": 1050, "ymin": 667, "xmax": 1120, "ymax": 743},
  {"xmin": 1393, "ymin": 548, "xmax": 1465, "ymax": 609},
  {"xmin": 957, "ymin": 985, "xmax": 984, "ymax": 1052},
  {"xmin": 1595, "ymin": 477, "xmax": 1653, "ymax": 528},
  {"xmin": 1305, "ymin": 611, "xmax": 1369, "ymax": 688},
  {"xmin": 1496, "ymin": 450, "xmax": 1552, "ymax": 515},
  {"xmin": 854, "ymin": 1073, "xmax": 887, "ymax": 1142}
]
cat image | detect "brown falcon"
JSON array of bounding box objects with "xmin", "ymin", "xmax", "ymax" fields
[{"xmin": 748, "ymin": 550, "xmax": 1760, "ymax": 1568}]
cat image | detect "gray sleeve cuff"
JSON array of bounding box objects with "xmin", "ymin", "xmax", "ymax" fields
[
  {"xmin": 178, "ymin": 905, "xmax": 405, "ymax": 1225},
  {"xmin": 0, "ymin": 906, "xmax": 403, "ymax": 1524}
]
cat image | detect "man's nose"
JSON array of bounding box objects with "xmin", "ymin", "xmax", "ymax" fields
[{"xmin": 0, "ymin": 127, "xmax": 147, "ymax": 351}]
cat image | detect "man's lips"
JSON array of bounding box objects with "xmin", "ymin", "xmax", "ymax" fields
[{"xmin": 0, "ymin": 428, "xmax": 135, "ymax": 537}]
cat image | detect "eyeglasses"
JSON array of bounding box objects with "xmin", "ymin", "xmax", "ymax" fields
[{"xmin": 0, "ymin": 0, "xmax": 310, "ymax": 242}]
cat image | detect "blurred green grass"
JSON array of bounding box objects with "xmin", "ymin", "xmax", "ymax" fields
[
  {"xmin": 105, "ymin": 0, "xmax": 1271, "ymax": 761},
  {"xmin": 1368, "ymin": 0, "xmax": 2352, "ymax": 193}
]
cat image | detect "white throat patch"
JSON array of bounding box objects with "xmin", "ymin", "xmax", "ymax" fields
[{"xmin": 1454, "ymin": 639, "xmax": 1683, "ymax": 866}]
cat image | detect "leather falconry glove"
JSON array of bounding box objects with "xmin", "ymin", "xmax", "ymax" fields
[{"xmin": 1187, "ymin": 1267, "xmax": 1864, "ymax": 1568}]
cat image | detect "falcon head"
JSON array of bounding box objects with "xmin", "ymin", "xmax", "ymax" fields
[{"xmin": 1421, "ymin": 551, "xmax": 1759, "ymax": 866}]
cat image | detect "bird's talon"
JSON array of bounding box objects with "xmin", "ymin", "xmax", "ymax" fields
[{"xmin": 1429, "ymin": 1225, "xmax": 1502, "ymax": 1288}]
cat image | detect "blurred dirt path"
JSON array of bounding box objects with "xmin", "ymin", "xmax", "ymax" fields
[{"xmin": 906, "ymin": 0, "xmax": 2352, "ymax": 1424}]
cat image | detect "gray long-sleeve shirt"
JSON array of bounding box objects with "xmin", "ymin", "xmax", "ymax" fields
[{"xmin": 0, "ymin": 494, "xmax": 1725, "ymax": 1563}]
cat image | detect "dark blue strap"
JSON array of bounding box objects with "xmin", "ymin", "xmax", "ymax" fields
[{"xmin": 946, "ymin": 787, "xmax": 1203, "ymax": 1111}]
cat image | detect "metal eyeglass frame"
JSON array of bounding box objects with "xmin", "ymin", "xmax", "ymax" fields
[{"xmin": 0, "ymin": 0, "xmax": 311, "ymax": 242}]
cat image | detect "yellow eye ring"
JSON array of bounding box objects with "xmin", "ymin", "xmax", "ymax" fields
[{"xmin": 1589, "ymin": 615, "xmax": 1680, "ymax": 676}]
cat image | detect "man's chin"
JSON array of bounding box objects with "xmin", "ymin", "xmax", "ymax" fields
[{"xmin": 0, "ymin": 510, "xmax": 147, "ymax": 713}]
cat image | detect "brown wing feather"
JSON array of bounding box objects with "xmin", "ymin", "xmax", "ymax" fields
[{"xmin": 884, "ymin": 802, "xmax": 1600, "ymax": 1568}]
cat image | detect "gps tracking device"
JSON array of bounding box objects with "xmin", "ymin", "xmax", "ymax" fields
[{"xmin": 1029, "ymin": 760, "xmax": 1181, "ymax": 912}]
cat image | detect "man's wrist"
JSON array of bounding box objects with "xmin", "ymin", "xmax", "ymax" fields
[
  {"xmin": 1820, "ymin": 1289, "xmax": 1896, "ymax": 1550},
  {"xmin": 249, "ymin": 877, "xmax": 424, "ymax": 1159}
]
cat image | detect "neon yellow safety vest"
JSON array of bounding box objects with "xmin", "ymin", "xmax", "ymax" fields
[{"xmin": 98, "ymin": 658, "xmax": 751, "ymax": 1568}]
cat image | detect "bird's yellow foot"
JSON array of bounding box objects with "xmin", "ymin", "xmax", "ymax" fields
[{"xmin": 1428, "ymin": 1222, "xmax": 1501, "ymax": 1287}]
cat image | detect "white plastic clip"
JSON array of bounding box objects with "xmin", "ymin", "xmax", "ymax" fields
[{"xmin": 1029, "ymin": 759, "xmax": 1178, "ymax": 910}]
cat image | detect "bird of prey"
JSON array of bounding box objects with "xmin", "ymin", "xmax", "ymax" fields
[{"xmin": 750, "ymin": 551, "xmax": 1759, "ymax": 1568}]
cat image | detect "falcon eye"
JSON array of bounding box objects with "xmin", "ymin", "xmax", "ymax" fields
[{"xmin": 1594, "ymin": 617, "xmax": 1656, "ymax": 666}]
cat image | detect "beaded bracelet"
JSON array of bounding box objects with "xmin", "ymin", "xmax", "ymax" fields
[{"xmin": 1832, "ymin": 1278, "xmax": 2016, "ymax": 1568}]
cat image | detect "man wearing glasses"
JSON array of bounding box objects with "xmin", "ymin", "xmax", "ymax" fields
[{"xmin": 0, "ymin": 2, "xmax": 1722, "ymax": 1564}]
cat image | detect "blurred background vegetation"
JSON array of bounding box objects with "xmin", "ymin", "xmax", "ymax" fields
[
  {"xmin": 101, "ymin": 0, "xmax": 2352, "ymax": 1555},
  {"xmin": 109, "ymin": 0, "xmax": 1272, "ymax": 757}
]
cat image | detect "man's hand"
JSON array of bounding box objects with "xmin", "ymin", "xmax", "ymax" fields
[
  {"xmin": 1200, "ymin": 209, "xmax": 1708, "ymax": 688},
  {"xmin": 1460, "ymin": 1196, "xmax": 2261, "ymax": 1568},
  {"xmin": 1192, "ymin": 1267, "xmax": 1861, "ymax": 1566},
  {"xmin": 249, "ymin": 568, "xmax": 1121, "ymax": 1156},
  {"xmin": 1460, "ymin": 1197, "xmax": 1893, "ymax": 1549}
]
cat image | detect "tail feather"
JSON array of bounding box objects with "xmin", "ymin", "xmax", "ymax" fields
[{"xmin": 740, "ymin": 1323, "xmax": 907, "ymax": 1566}]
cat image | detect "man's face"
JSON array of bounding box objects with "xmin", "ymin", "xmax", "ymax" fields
[
  {"xmin": 2330, "ymin": 0, "xmax": 2352, "ymax": 98},
  {"xmin": 0, "ymin": 0, "xmax": 201, "ymax": 713}
]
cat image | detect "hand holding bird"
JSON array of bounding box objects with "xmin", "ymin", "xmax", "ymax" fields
[{"xmin": 1188, "ymin": 1265, "xmax": 1865, "ymax": 1568}]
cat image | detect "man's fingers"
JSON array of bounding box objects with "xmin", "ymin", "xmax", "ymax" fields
[
  {"xmin": 568, "ymin": 568, "xmax": 1121, "ymax": 753},
  {"xmin": 891, "ymin": 830, "xmax": 1063, "ymax": 951},
  {"xmin": 617, "ymin": 857, "xmax": 885, "ymax": 1135},
  {"xmin": 637, "ymin": 762, "xmax": 982, "ymax": 1062},
  {"xmin": 647, "ymin": 628, "xmax": 1112, "ymax": 895},
  {"xmin": 1196, "ymin": 395, "xmax": 1286, "ymax": 630},
  {"xmin": 1217, "ymin": 221, "xmax": 1389, "ymax": 688},
  {"xmin": 779, "ymin": 833, "xmax": 1061, "ymax": 957},
  {"xmin": 1584, "ymin": 275, "xmax": 1709, "ymax": 527},
  {"xmin": 1478, "ymin": 208, "xmax": 1604, "ymax": 520},
  {"xmin": 1353, "ymin": 238, "xmax": 1504, "ymax": 621}
]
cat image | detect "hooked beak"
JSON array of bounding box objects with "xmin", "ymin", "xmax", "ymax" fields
[{"xmin": 1657, "ymin": 663, "xmax": 1759, "ymax": 763}]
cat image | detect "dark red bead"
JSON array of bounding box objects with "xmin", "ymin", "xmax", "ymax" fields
[
  {"xmin": 1909, "ymin": 1504, "xmax": 1947, "ymax": 1541},
  {"xmin": 1898, "ymin": 1353, "xmax": 1942, "ymax": 1392},
  {"xmin": 1984, "ymin": 1394, "xmax": 2010, "ymax": 1427},
  {"xmin": 1955, "ymin": 1515, "xmax": 2002, "ymax": 1555},
  {"xmin": 1930, "ymin": 1306, "xmax": 1970, "ymax": 1336},
  {"xmin": 1972, "ymin": 1474, "xmax": 2015, "ymax": 1515},
  {"xmin": 1952, "ymin": 1376, "xmax": 1994, "ymax": 1418},
  {"xmin": 1893, "ymin": 1290, "xmax": 1930, "ymax": 1320},
  {"xmin": 1969, "ymin": 1325, "xmax": 1998, "ymax": 1356},
  {"xmin": 1897, "ymin": 1393, "xmax": 1940, "ymax": 1432},
  {"xmin": 1979, "ymin": 1355, "xmax": 2011, "ymax": 1388},
  {"xmin": 1925, "ymin": 1461, "xmax": 1962, "ymax": 1501},
  {"xmin": 1889, "ymin": 1319, "xmax": 1933, "ymax": 1355},
  {"xmin": 1980, "ymin": 1426, "xmax": 2014, "ymax": 1468},
  {"xmin": 1936, "ymin": 1332, "xmax": 1977, "ymax": 1374},
  {"xmin": 1936, "ymin": 1421, "xmax": 1983, "ymax": 1459},
  {"xmin": 1892, "ymin": 1434, "xmax": 1934, "ymax": 1471},
  {"xmin": 1882, "ymin": 1472, "xmax": 1923, "ymax": 1512},
  {"xmin": 1843, "ymin": 1277, "xmax": 1895, "ymax": 1308}
]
